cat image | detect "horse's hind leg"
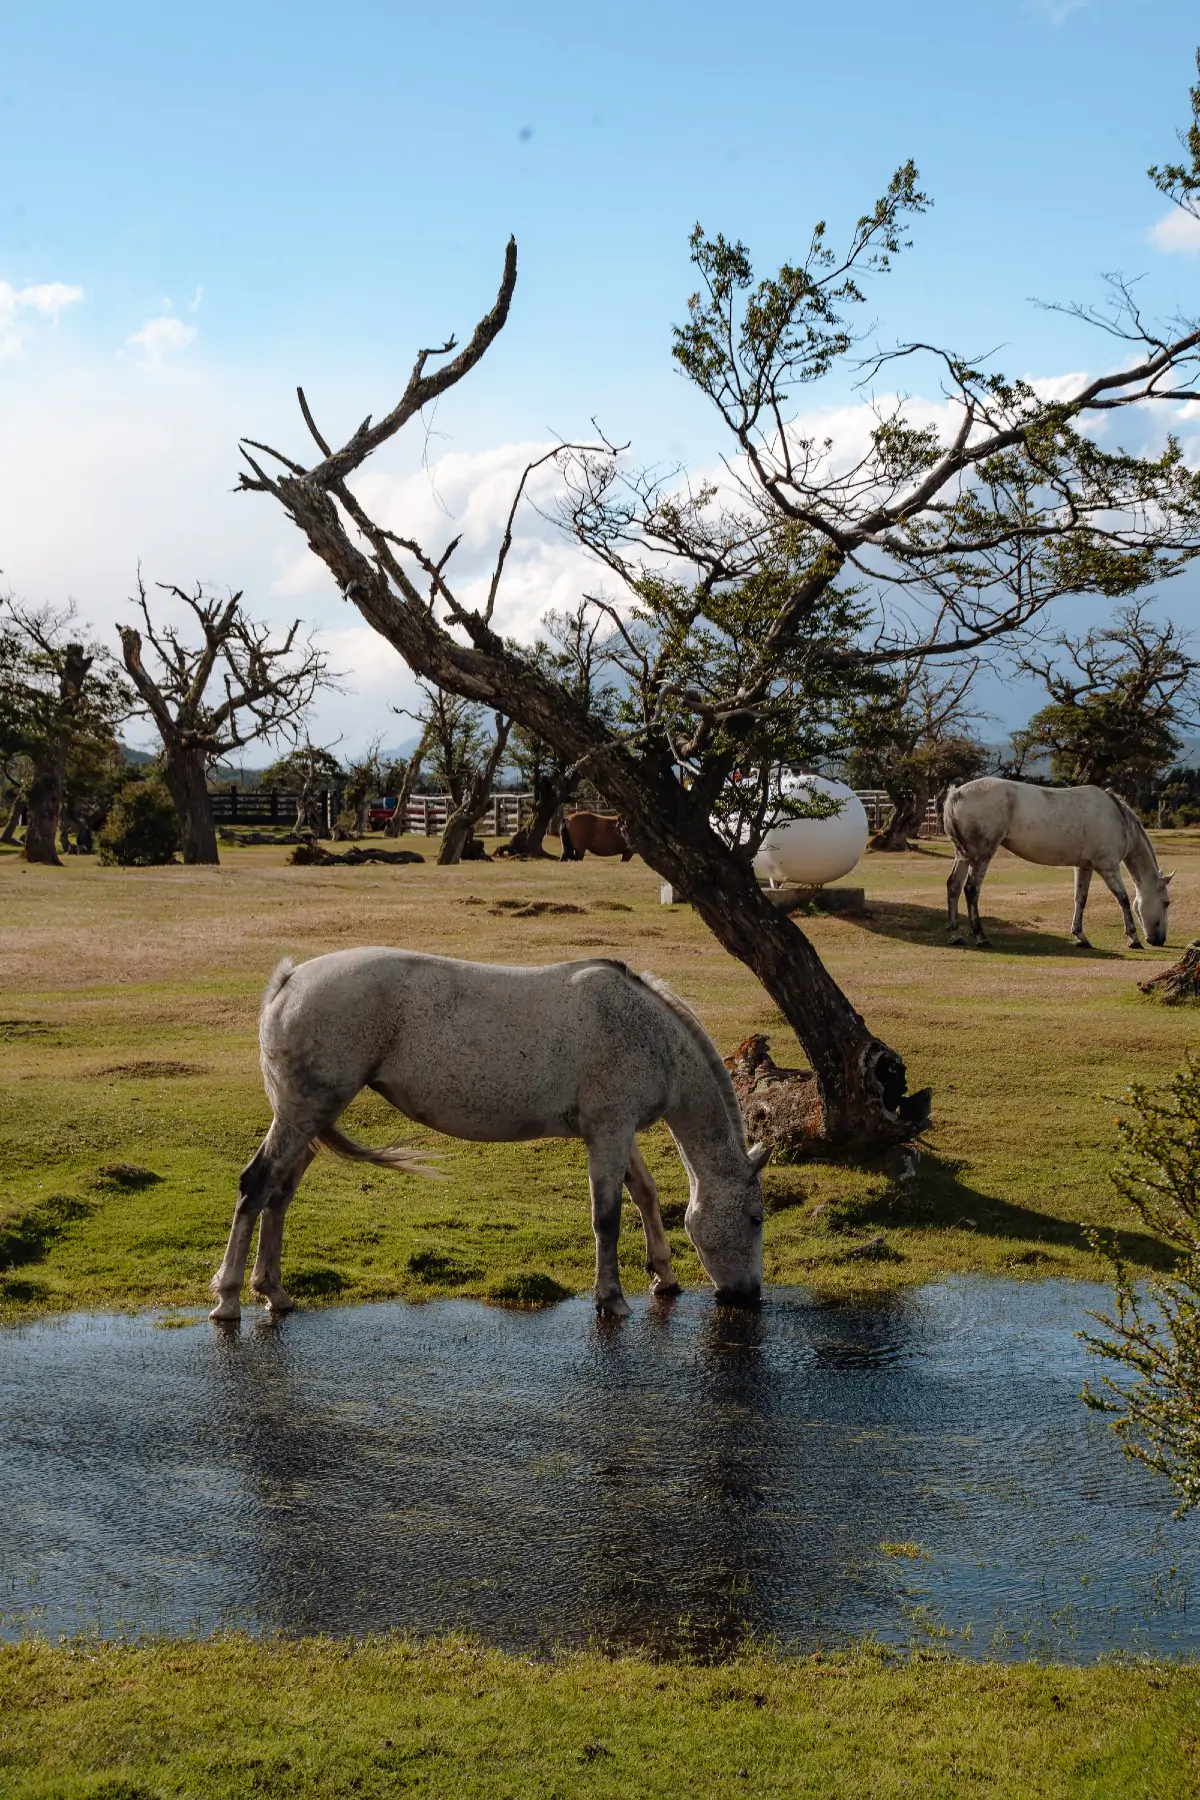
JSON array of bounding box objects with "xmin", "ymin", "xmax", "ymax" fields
[
  {"xmin": 250, "ymin": 1144, "xmax": 316, "ymax": 1313},
  {"xmin": 586, "ymin": 1127, "xmax": 634, "ymax": 1318},
  {"xmin": 209, "ymin": 1122, "xmax": 314, "ymax": 1322},
  {"xmin": 1071, "ymin": 865, "xmax": 1093, "ymax": 946},
  {"xmin": 625, "ymin": 1142, "xmax": 681, "ymax": 1298},
  {"xmin": 964, "ymin": 855, "xmax": 994, "ymax": 947},
  {"xmin": 947, "ymin": 855, "xmax": 969, "ymax": 944}
]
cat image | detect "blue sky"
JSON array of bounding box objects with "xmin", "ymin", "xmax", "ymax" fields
[{"xmin": 2, "ymin": 0, "xmax": 1199, "ymax": 750}]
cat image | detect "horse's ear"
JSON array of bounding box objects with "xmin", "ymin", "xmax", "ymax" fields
[
  {"xmin": 748, "ymin": 1141, "xmax": 772, "ymax": 1173},
  {"xmin": 1165, "ymin": 869, "xmax": 1176, "ymax": 885}
]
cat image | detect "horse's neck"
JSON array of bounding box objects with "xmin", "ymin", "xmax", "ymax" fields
[
  {"xmin": 1118, "ymin": 809, "xmax": 1157, "ymax": 882},
  {"xmin": 664, "ymin": 1033, "xmax": 747, "ymax": 1187}
]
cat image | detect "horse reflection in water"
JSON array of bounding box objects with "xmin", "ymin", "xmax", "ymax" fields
[
  {"xmin": 202, "ymin": 1294, "xmax": 921, "ymax": 1652},
  {"xmin": 210, "ymin": 949, "xmax": 769, "ymax": 1323}
]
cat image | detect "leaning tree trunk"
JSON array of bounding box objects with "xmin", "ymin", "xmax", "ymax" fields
[
  {"xmin": 438, "ymin": 716, "xmax": 512, "ymax": 866},
  {"xmin": 0, "ymin": 796, "xmax": 22, "ymax": 844},
  {"xmin": 869, "ymin": 787, "xmax": 927, "ymax": 851},
  {"xmin": 503, "ymin": 771, "xmax": 570, "ymax": 858},
  {"xmin": 162, "ymin": 747, "xmax": 220, "ymax": 865},
  {"xmin": 644, "ymin": 820, "xmax": 932, "ymax": 1143},
  {"xmin": 384, "ymin": 729, "xmax": 431, "ymax": 838}
]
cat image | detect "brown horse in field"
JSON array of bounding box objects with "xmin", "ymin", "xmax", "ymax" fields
[{"xmin": 560, "ymin": 811, "xmax": 632, "ymax": 861}]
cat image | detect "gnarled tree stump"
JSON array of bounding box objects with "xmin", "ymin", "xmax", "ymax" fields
[
  {"xmin": 724, "ymin": 1035, "xmax": 825, "ymax": 1156},
  {"xmin": 1139, "ymin": 940, "xmax": 1200, "ymax": 1005}
]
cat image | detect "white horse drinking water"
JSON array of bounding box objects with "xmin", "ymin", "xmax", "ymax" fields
[
  {"xmin": 944, "ymin": 778, "xmax": 1172, "ymax": 950},
  {"xmin": 210, "ymin": 949, "xmax": 769, "ymax": 1323}
]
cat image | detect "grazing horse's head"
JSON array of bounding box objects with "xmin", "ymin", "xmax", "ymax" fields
[
  {"xmin": 1134, "ymin": 867, "xmax": 1173, "ymax": 948},
  {"xmin": 685, "ymin": 1142, "xmax": 770, "ymax": 1305}
]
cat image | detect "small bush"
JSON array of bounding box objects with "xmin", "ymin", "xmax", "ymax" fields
[
  {"xmin": 488, "ymin": 1272, "xmax": 571, "ymax": 1307},
  {"xmin": 97, "ymin": 774, "xmax": 180, "ymax": 867},
  {"xmin": 0, "ymin": 1194, "xmax": 92, "ymax": 1271},
  {"xmin": 1081, "ymin": 1053, "xmax": 1200, "ymax": 1515},
  {"xmin": 286, "ymin": 1266, "xmax": 347, "ymax": 1298},
  {"xmin": 407, "ymin": 1249, "xmax": 479, "ymax": 1286}
]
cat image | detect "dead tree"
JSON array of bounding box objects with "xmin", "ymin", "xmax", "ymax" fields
[
  {"xmin": 237, "ymin": 79, "xmax": 1200, "ymax": 1146},
  {"xmin": 118, "ymin": 579, "xmax": 332, "ymax": 864}
]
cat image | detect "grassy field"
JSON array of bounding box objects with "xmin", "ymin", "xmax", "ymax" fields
[
  {"xmin": 2, "ymin": 830, "xmax": 1199, "ymax": 1319},
  {"xmin": 1, "ymin": 1636, "xmax": 1198, "ymax": 1799}
]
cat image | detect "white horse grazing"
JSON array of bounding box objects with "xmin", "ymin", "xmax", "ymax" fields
[
  {"xmin": 210, "ymin": 949, "xmax": 769, "ymax": 1323},
  {"xmin": 943, "ymin": 778, "xmax": 1172, "ymax": 950}
]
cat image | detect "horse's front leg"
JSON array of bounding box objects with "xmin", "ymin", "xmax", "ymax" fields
[
  {"xmin": 624, "ymin": 1142, "xmax": 681, "ymax": 1298},
  {"xmin": 586, "ymin": 1129, "xmax": 634, "ymax": 1318},
  {"xmin": 1071, "ymin": 865, "xmax": 1093, "ymax": 946},
  {"xmin": 1096, "ymin": 862, "xmax": 1143, "ymax": 949}
]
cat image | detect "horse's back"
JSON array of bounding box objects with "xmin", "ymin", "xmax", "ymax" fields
[
  {"xmin": 946, "ymin": 778, "xmax": 1123, "ymax": 868},
  {"xmin": 260, "ymin": 948, "xmax": 676, "ymax": 1140}
]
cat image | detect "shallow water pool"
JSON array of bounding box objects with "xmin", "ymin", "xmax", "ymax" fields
[{"xmin": 2, "ymin": 1279, "xmax": 1197, "ymax": 1658}]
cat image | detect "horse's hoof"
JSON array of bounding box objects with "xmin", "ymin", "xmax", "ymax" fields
[
  {"xmin": 596, "ymin": 1294, "xmax": 631, "ymax": 1319},
  {"xmin": 948, "ymin": 936, "xmax": 966, "ymax": 948},
  {"xmin": 975, "ymin": 938, "xmax": 992, "ymax": 949},
  {"xmin": 208, "ymin": 1299, "xmax": 241, "ymax": 1323},
  {"xmin": 1072, "ymin": 937, "xmax": 1091, "ymax": 949},
  {"xmin": 651, "ymin": 1279, "xmax": 682, "ymax": 1299},
  {"xmin": 264, "ymin": 1291, "xmax": 296, "ymax": 1315}
]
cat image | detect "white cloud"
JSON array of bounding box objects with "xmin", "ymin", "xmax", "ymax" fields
[
  {"xmin": 125, "ymin": 315, "xmax": 198, "ymax": 365},
  {"xmin": 187, "ymin": 286, "xmax": 204, "ymax": 312},
  {"xmin": 0, "ymin": 279, "xmax": 84, "ymax": 358},
  {"xmin": 1148, "ymin": 209, "xmax": 1200, "ymax": 255},
  {"xmin": 1027, "ymin": 0, "xmax": 1086, "ymax": 21}
]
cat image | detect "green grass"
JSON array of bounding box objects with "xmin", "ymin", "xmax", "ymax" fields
[
  {"xmin": 2, "ymin": 833, "xmax": 1200, "ymax": 1319},
  {"xmin": 1, "ymin": 1637, "xmax": 1197, "ymax": 1798}
]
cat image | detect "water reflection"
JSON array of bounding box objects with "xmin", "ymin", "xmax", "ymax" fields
[{"xmin": 1, "ymin": 1280, "xmax": 1197, "ymax": 1659}]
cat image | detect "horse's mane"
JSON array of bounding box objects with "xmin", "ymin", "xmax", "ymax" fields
[
  {"xmin": 1106, "ymin": 790, "xmax": 1160, "ymax": 872},
  {"xmin": 633, "ymin": 969, "xmax": 747, "ymax": 1149}
]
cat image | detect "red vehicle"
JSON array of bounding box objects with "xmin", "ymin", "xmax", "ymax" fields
[{"xmin": 367, "ymin": 797, "xmax": 398, "ymax": 828}]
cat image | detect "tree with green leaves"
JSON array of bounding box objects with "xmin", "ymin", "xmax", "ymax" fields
[
  {"xmin": 845, "ymin": 664, "xmax": 987, "ymax": 851},
  {"xmin": 0, "ymin": 599, "xmax": 131, "ymax": 866},
  {"xmin": 1014, "ymin": 602, "xmax": 1197, "ymax": 808},
  {"xmin": 1082, "ymin": 1054, "xmax": 1200, "ymax": 1517},
  {"xmin": 237, "ymin": 57, "xmax": 1200, "ymax": 1146}
]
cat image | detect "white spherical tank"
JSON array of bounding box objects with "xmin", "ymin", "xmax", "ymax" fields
[{"xmin": 753, "ymin": 774, "xmax": 868, "ymax": 887}]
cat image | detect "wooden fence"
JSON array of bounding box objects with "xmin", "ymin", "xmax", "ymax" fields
[
  {"xmin": 208, "ymin": 785, "xmax": 944, "ymax": 839},
  {"xmin": 209, "ymin": 787, "xmax": 533, "ymax": 836}
]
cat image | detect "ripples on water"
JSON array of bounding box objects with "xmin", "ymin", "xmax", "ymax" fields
[{"xmin": 1, "ymin": 1279, "xmax": 1197, "ymax": 1659}]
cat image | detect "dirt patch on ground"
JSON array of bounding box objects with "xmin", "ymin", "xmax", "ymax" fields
[{"xmin": 93, "ymin": 1060, "xmax": 208, "ymax": 1079}]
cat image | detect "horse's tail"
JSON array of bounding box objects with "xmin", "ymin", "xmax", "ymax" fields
[
  {"xmin": 942, "ymin": 784, "xmax": 967, "ymax": 853},
  {"xmin": 559, "ymin": 819, "xmax": 576, "ymax": 861},
  {"xmin": 314, "ymin": 1124, "xmax": 447, "ymax": 1180},
  {"xmin": 262, "ymin": 957, "xmax": 296, "ymax": 1012}
]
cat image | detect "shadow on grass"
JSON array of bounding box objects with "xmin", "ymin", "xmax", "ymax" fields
[
  {"xmin": 847, "ymin": 899, "xmax": 1121, "ymax": 959},
  {"xmin": 838, "ymin": 1152, "xmax": 1176, "ymax": 1273}
]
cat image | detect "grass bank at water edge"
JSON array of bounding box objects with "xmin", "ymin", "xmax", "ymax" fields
[{"xmin": 1, "ymin": 1636, "xmax": 1198, "ymax": 1799}]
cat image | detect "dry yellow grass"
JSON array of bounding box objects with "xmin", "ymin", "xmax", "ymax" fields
[{"xmin": 2, "ymin": 829, "xmax": 1198, "ymax": 1316}]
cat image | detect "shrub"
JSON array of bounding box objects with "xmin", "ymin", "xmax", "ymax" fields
[
  {"xmin": 97, "ymin": 774, "xmax": 180, "ymax": 866},
  {"xmin": 1081, "ymin": 1054, "xmax": 1200, "ymax": 1515}
]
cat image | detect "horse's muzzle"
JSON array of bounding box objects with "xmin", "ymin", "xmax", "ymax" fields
[{"xmin": 714, "ymin": 1284, "xmax": 762, "ymax": 1309}]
